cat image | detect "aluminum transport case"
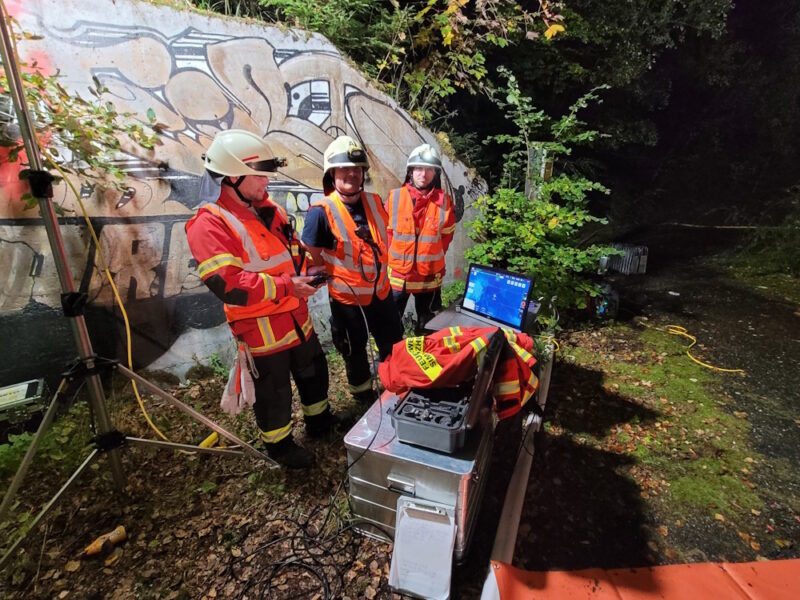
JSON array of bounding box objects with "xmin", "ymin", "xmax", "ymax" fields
[{"xmin": 345, "ymin": 391, "xmax": 496, "ymax": 561}]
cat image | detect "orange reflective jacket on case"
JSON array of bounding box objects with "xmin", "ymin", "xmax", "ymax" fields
[
  {"xmin": 386, "ymin": 186, "xmax": 450, "ymax": 286},
  {"xmin": 311, "ymin": 191, "xmax": 391, "ymax": 305},
  {"xmin": 378, "ymin": 326, "xmax": 539, "ymax": 420}
]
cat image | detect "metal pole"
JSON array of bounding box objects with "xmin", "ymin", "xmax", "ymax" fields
[
  {"xmin": 118, "ymin": 365, "xmax": 276, "ymax": 465},
  {"xmin": 489, "ymin": 412, "xmax": 541, "ymax": 564},
  {"xmin": 0, "ymin": 379, "xmax": 67, "ymax": 524},
  {"xmin": 0, "ymin": 2, "xmax": 125, "ymax": 488},
  {"xmin": 0, "ymin": 449, "xmax": 100, "ymax": 570}
]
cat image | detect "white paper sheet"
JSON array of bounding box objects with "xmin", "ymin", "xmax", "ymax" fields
[{"xmin": 389, "ymin": 500, "xmax": 456, "ymax": 600}]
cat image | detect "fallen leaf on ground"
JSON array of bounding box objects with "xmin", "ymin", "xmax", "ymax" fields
[
  {"xmin": 750, "ymin": 540, "xmax": 761, "ymax": 551},
  {"xmin": 751, "ymin": 509, "xmax": 761, "ymax": 516},
  {"xmin": 738, "ymin": 531, "xmax": 751, "ymax": 542},
  {"xmin": 658, "ymin": 526, "xmax": 668, "ymax": 537},
  {"xmin": 715, "ymin": 513, "xmax": 726, "ymax": 522},
  {"xmin": 104, "ymin": 548, "xmax": 122, "ymax": 567},
  {"xmin": 65, "ymin": 560, "xmax": 80, "ymax": 573}
]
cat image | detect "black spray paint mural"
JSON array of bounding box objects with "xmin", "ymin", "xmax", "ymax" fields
[{"xmin": 0, "ymin": 0, "xmax": 484, "ymax": 383}]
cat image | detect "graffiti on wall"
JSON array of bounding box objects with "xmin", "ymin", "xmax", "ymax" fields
[{"xmin": 0, "ymin": 0, "xmax": 484, "ymax": 379}]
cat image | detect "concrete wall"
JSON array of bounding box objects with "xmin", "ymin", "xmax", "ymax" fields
[{"xmin": 0, "ymin": 0, "xmax": 485, "ymax": 384}]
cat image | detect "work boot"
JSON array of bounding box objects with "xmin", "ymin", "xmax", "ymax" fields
[
  {"xmin": 352, "ymin": 387, "xmax": 378, "ymax": 407},
  {"xmin": 266, "ymin": 437, "xmax": 314, "ymax": 469},
  {"xmin": 305, "ymin": 408, "xmax": 358, "ymax": 439}
]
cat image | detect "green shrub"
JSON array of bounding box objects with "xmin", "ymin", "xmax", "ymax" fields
[{"xmin": 465, "ymin": 68, "xmax": 618, "ymax": 322}]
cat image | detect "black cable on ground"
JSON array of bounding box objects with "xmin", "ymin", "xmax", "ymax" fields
[{"xmin": 221, "ymin": 276, "xmax": 395, "ymax": 599}]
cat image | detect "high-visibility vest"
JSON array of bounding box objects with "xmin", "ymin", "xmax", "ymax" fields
[
  {"xmin": 386, "ymin": 186, "xmax": 449, "ymax": 279},
  {"xmin": 192, "ymin": 201, "xmax": 301, "ymax": 322},
  {"xmin": 311, "ymin": 191, "xmax": 391, "ymax": 305},
  {"xmin": 377, "ymin": 326, "xmax": 539, "ymax": 420}
]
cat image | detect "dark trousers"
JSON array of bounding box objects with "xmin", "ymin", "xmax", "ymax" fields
[
  {"xmin": 392, "ymin": 287, "xmax": 442, "ymax": 333},
  {"xmin": 251, "ymin": 334, "xmax": 329, "ymax": 439},
  {"xmin": 330, "ymin": 293, "xmax": 404, "ymax": 389}
]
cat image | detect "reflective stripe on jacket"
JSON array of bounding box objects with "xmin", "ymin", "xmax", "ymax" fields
[
  {"xmin": 196, "ymin": 202, "xmax": 301, "ymax": 322},
  {"xmin": 311, "ymin": 191, "xmax": 391, "ymax": 305},
  {"xmin": 386, "ymin": 186, "xmax": 448, "ymax": 275},
  {"xmin": 377, "ymin": 325, "xmax": 539, "ymax": 420},
  {"xmin": 185, "ymin": 191, "xmax": 312, "ymax": 357}
]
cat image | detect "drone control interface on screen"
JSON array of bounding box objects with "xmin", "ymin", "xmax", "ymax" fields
[{"xmin": 462, "ymin": 266, "xmax": 531, "ymax": 327}]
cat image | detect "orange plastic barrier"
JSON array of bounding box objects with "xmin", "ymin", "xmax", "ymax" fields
[{"xmin": 490, "ymin": 558, "xmax": 800, "ymax": 599}]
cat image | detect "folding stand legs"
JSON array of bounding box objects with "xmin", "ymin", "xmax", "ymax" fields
[
  {"xmin": 0, "ymin": 359, "xmax": 276, "ymax": 571},
  {"xmin": 117, "ymin": 365, "xmax": 272, "ymax": 462}
]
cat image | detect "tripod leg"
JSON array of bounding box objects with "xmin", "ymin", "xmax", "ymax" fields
[
  {"xmin": 0, "ymin": 449, "xmax": 100, "ymax": 571},
  {"xmin": 0, "ymin": 379, "xmax": 68, "ymax": 525},
  {"xmin": 118, "ymin": 365, "xmax": 271, "ymax": 462}
]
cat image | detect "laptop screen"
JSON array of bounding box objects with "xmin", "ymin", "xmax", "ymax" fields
[{"xmin": 462, "ymin": 264, "xmax": 534, "ymax": 329}]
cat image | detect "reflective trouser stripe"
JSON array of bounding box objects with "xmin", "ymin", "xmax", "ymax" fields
[
  {"xmin": 443, "ymin": 335, "xmax": 460, "ymax": 353},
  {"xmin": 260, "ymin": 422, "xmax": 291, "ymax": 444},
  {"xmin": 495, "ymin": 381, "xmax": 520, "ymax": 397},
  {"xmin": 470, "ymin": 337, "xmax": 487, "ymax": 360},
  {"xmin": 349, "ymin": 378, "xmax": 373, "ymax": 393},
  {"xmin": 302, "ymin": 398, "xmax": 329, "ymax": 417}
]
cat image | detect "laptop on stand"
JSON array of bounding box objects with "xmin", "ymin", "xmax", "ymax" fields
[{"xmin": 426, "ymin": 264, "xmax": 535, "ymax": 333}]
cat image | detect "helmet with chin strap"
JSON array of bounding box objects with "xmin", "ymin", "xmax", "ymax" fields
[
  {"xmin": 203, "ymin": 129, "xmax": 286, "ymax": 205},
  {"xmin": 203, "ymin": 129, "xmax": 285, "ymax": 177},
  {"xmin": 322, "ymin": 136, "xmax": 369, "ymax": 195},
  {"xmin": 406, "ymin": 144, "xmax": 442, "ymax": 170},
  {"xmin": 404, "ymin": 143, "xmax": 443, "ymax": 188}
]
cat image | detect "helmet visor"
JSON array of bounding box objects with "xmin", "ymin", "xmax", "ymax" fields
[
  {"xmin": 244, "ymin": 157, "xmax": 287, "ymax": 173},
  {"xmin": 327, "ymin": 147, "xmax": 367, "ymax": 165}
]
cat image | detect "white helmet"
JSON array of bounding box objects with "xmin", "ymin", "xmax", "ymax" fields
[
  {"xmin": 406, "ymin": 144, "xmax": 442, "ymax": 170},
  {"xmin": 203, "ymin": 129, "xmax": 285, "ymax": 177},
  {"xmin": 322, "ymin": 136, "xmax": 369, "ymax": 194}
]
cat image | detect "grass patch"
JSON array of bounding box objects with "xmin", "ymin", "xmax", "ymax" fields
[{"xmin": 560, "ymin": 322, "xmax": 763, "ymax": 523}]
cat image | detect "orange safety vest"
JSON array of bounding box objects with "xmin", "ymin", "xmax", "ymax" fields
[
  {"xmin": 386, "ymin": 187, "xmax": 449, "ymax": 288},
  {"xmin": 311, "ymin": 191, "xmax": 391, "ymax": 306},
  {"xmin": 192, "ymin": 201, "xmax": 302, "ymax": 322},
  {"xmin": 377, "ymin": 326, "xmax": 539, "ymax": 420}
]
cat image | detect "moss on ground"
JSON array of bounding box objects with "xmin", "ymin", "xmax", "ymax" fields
[{"xmin": 561, "ymin": 321, "xmax": 763, "ymax": 523}]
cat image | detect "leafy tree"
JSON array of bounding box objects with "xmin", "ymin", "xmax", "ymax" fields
[
  {"xmin": 0, "ymin": 19, "xmax": 160, "ymax": 212},
  {"xmin": 465, "ymin": 68, "xmax": 615, "ymax": 323},
  {"xmin": 199, "ymin": 0, "xmax": 564, "ymax": 122}
]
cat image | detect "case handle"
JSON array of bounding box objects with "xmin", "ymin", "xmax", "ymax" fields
[{"xmin": 387, "ymin": 473, "xmax": 416, "ymax": 496}]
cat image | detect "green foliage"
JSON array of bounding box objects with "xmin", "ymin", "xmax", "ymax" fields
[
  {"xmin": 196, "ymin": 479, "xmax": 218, "ymax": 495},
  {"xmin": 208, "ymin": 352, "xmax": 230, "ymax": 379},
  {"xmin": 740, "ymin": 201, "xmax": 800, "ymax": 276},
  {"xmin": 440, "ymin": 280, "xmax": 465, "ymax": 308},
  {"xmin": 205, "ymin": 1, "xmax": 559, "ymax": 123},
  {"xmin": 466, "ymin": 71, "xmax": 615, "ymax": 319},
  {"xmin": 0, "ymin": 17, "xmax": 160, "ymax": 210}
]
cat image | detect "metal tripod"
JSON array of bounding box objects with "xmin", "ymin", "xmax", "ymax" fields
[{"xmin": 0, "ymin": 3, "xmax": 275, "ymax": 571}]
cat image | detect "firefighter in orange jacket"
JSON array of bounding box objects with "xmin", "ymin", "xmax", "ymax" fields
[
  {"xmin": 186, "ymin": 129, "xmax": 340, "ymax": 470},
  {"xmin": 385, "ymin": 144, "xmax": 456, "ymax": 333},
  {"xmin": 302, "ymin": 136, "xmax": 404, "ymax": 405}
]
